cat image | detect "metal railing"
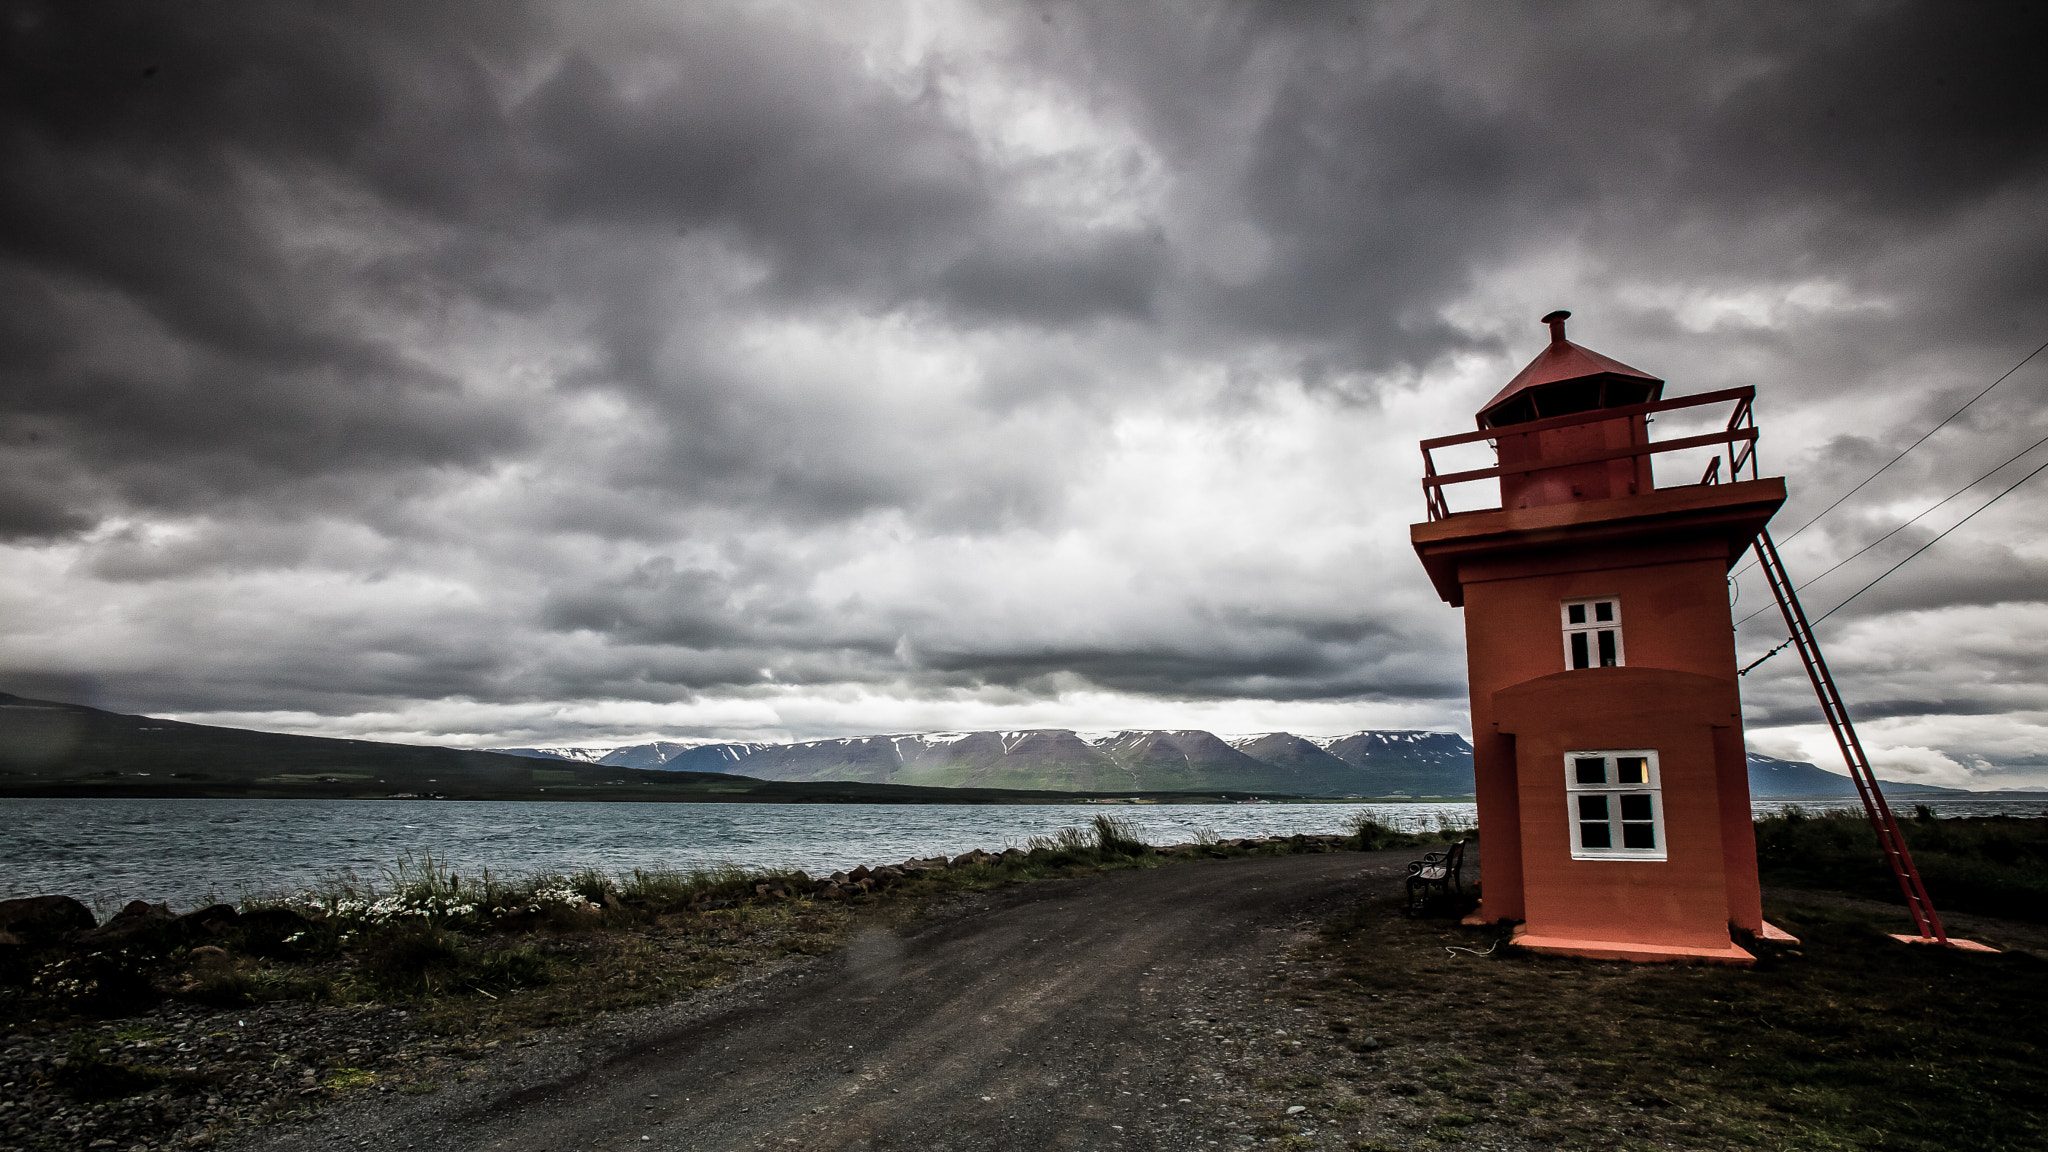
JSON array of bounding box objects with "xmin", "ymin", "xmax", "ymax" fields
[{"xmin": 1420, "ymin": 386, "xmax": 1758, "ymax": 520}]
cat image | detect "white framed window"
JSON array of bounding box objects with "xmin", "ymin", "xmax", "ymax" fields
[
  {"xmin": 1565, "ymin": 749, "xmax": 1665, "ymax": 861},
  {"xmin": 1562, "ymin": 597, "xmax": 1623, "ymax": 669}
]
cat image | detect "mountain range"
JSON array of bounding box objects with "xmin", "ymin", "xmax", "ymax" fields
[
  {"xmin": 0, "ymin": 689, "xmax": 1964, "ymax": 802},
  {"xmin": 499, "ymin": 729, "xmax": 1473, "ymax": 796},
  {"xmin": 0, "ymin": 693, "xmax": 1146, "ymax": 804},
  {"xmin": 502, "ymin": 730, "xmax": 1952, "ymax": 799}
]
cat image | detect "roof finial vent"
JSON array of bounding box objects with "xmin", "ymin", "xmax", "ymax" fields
[{"xmin": 1541, "ymin": 309, "xmax": 1571, "ymax": 344}]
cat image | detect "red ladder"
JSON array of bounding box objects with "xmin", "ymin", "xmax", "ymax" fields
[{"xmin": 1750, "ymin": 528, "xmax": 1948, "ymax": 942}]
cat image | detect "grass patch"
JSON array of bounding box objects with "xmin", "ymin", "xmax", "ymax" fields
[
  {"xmin": 1302, "ymin": 894, "xmax": 2048, "ymax": 1151},
  {"xmin": 321, "ymin": 1067, "xmax": 376, "ymax": 1091},
  {"xmin": 1757, "ymin": 809, "xmax": 2048, "ymax": 922}
]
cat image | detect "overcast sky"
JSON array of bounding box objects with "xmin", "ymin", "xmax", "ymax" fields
[{"xmin": 3, "ymin": 1, "xmax": 2046, "ymax": 787}]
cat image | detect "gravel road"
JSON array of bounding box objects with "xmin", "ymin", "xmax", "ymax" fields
[{"xmin": 235, "ymin": 849, "xmax": 1414, "ymax": 1152}]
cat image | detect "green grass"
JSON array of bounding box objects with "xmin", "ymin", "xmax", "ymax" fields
[{"xmin": 1757, "ymin": 809, "xmax": 2048, "ymax": 922}]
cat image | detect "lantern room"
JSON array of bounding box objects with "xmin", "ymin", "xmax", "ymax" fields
[{"xmin": 1411, "ymin": 311, "xmax": 1793, "ymax": 964}]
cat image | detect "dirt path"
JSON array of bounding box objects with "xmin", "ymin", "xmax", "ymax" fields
[{"xmin": 235, "ymin": 850, "xmax": 1413, "ymax": 1152}]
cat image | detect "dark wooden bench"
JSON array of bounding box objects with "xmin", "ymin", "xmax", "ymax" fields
[{"xmin": 1405, "ymin": 838, "xmax": 1469, "ymax": 915}]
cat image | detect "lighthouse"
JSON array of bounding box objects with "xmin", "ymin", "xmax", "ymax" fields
[{"xmin": 1411, "ymin": 312, "xmax": 1790, "ymax": 964}]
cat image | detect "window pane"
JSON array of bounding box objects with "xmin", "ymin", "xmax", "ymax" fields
[
  {"xmin": 1580, "ymin": 823, "xmax": 1612, "ymax": 849},
  {"xmin": 1577, "ymin": 795, "xmax": 1610, "ymax": 820},
  {"xmin": 1597, "ymin": 630, "xmax": 1617, "ymax": 666},
  {"xmin": 1619, "ymin": 794, "xmax": 1653, "ymax": 821},
  {"xmin": 1616, "ymin": 756, "xmax": 1647, "ymax": 784},
  {"xmin": 1574, "ymin": 758, "xmax": 1608, "ymax": 785},
  {"xmin": 1571, "ymin": 632, "xmax": 1590, "ymax": 669},
  {"xmin": 1622, "ymin": 823, "xmax": 1657, "ymax": 849},
  {"xmin": 1594, "ymin": 600, "xmax": 1614, "ymax": 622},
  {"xmin": 1568, "ymin": 603, "xmax": 1587, "ymax": 625}
]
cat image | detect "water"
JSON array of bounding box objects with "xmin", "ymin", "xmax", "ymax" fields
[
  {"xmin": 0, "ymin": 798, "xmax": 1477, "ymax": 913},
  {"xmin": 10, "ymin": 796, "xmax": 2037, "ymax": 915}
]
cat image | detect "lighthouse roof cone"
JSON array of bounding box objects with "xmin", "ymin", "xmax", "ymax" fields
[{"xmin": 1477, "ymin": 310, "xmax": 1664, "ymax": 430}]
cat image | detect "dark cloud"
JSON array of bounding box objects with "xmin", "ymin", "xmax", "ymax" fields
[{"xmin": 0, "ymin": 1, "xmax": 2044, "ymax": 776}]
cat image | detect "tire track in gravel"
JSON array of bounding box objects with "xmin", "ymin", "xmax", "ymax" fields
[{"xmin": 237, "ymin": 850, "xmax": 1417, "ymax": 1152}]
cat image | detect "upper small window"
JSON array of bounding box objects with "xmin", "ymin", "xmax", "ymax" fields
[{"xmin": 1562, "ymin": 597, "xmax": 1623, "ymax": 669}]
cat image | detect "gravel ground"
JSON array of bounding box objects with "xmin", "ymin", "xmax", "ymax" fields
[
  {"xmin": 215, "ymin": 850, "xmax": 1432, "ymax": 1152},
  {"xmin": 16, "ymin": 854, "xmax": 2033, "ymax": 1152}
]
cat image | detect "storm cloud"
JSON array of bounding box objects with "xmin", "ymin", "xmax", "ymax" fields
[{"xmin": 3, "ymin": 1, "xmax": 2046, "ymax": 786}]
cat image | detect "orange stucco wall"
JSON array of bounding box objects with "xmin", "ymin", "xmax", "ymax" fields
[
  {"xmin": 1496, "ymin": 668, "xmax": 1748, "ymax": 950},
  {"xmin": 1434, "ymin": 510, "xmax": 1770, "ymax": 938}
]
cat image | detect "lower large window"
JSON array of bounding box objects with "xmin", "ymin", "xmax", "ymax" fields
[{"xmin": 1566, "ymin": 749, "xmax": 1665, "ymax": 861}]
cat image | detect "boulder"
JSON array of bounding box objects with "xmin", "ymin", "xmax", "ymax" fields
[
  {"xmin": 0, "ymin": 894, "xmax": 96, "ymax": 949},
  {"xmin": 848, "ymin": 865, "xmax": 872, "ymax": 882},
  {"xmin": 172, "ymin": 903, "xmax": 241, "ymax": 943},
  {"xmin": 76, "ymin": 900, "xmax": 176, "ymax": 950}
]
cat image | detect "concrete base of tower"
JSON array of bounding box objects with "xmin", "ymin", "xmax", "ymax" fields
[
  {"xmin": 1512, "ymin": 928, "xmax": 1757, "ymax": 966},
  {"xmin": 1889, "ymin": 933, "xmax": 1999, "ymax": 953},
  {"xmin": 1759, "ymin": 920, "xmax": 1800, "ymax": 944}
]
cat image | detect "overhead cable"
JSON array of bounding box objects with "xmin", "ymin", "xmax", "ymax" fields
[
  {"xmin": 1730, "ymin": 335, "xmax": 2048, "ymax": 579},
  {"xmin": 1740, "ymin": 454, "xmax": 2048, "ymax": 675},
  {"xmin": 1733, "ymin": 427, "xmax": 2048, "ymax": 627},
  {"xmin": 1804, "ymin": 455, "xmax": 2048, "ymax": 628}
]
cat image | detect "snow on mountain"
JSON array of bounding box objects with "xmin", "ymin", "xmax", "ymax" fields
[{"xmin": 492, "ymin": 746, "xmax": 613, "ymax": 763}]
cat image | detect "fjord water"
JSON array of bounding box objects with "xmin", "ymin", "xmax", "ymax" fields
[
  {"xmin": 6, "ymin": 796, "xmax": 2042, "ymax": 913},
  {"xmin": 1, "ymin": 798, "xmax": 1474, "ymax": 912}
]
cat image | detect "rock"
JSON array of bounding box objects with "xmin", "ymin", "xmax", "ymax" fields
[
  {"xmin": 0, "ymin": 894, "xmax": 97, "ymax": 948},
  {"xmin": 1285, "ymin": 1105, "xmax": 1307, "ymax": 1115},
  {"xmin": 188, "ymin": 945, "xmax": 231, "ymax": 961},
  {"xmin": 848, "ymin": 865, "xmax": 872, "ymax": 882},
  {"xmin": 1000, "ymin": 848, "xmax": 1025, "ymax": 859},
  {"xmin": 76, "ymin": 900, "xmax": 177, "ymax": 950},
  {"xmin": 172, "ymin": 904, "xmax": 241, "ymax": 943}
]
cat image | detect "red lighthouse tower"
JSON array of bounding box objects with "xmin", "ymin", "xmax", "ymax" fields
[{"xmin": 1411, "ymin": 312, "xmax": 1788, "ymax": 964}]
